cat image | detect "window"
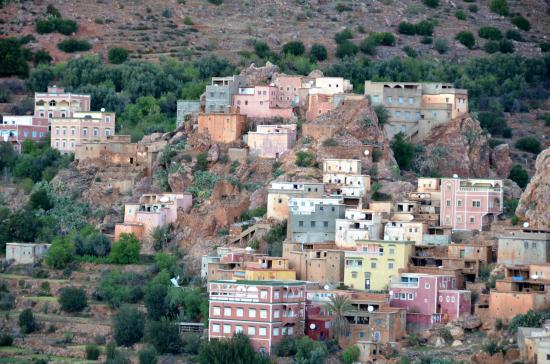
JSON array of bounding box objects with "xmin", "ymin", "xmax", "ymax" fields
[
  {"xmin": 457, "ymin": 200, "xmax": 462, "ymax": 207},
  {"xmin": 32, "ymin": 131, "xmax": 37, "ymax": 138},
  {"xmin": 224, "ymin": 307, "xmax": 231, "ymax": 316},
  {"xmin": 439, "ymin": 295, "xmax": 443, "ymax": 302},
  {"xmin": 223, "ymin": 324, "xmax": 231, "ymax": 334},
  {"xmin": 248, "ymin": 326, "xmax": 256, "ymax": 336},
  {"xmin": 389, "ymin": 247, "xmax": 395, "ymax": 255},
  {"xmin": 395, "ymin": 111, "xmax": 401, "ymax": 118},
  {"xmin": 62, "ymin": 128, "xmax": 66, "ymax": 136},
  {"xmin": 259, "ymin": 327, "xmax": 267, "ymax": 336},
  {"xmin": 260, "ymin": 309, "xmax": 267, "ymax": 319},
  {"xmin": 93, "ymin": 128, "xmax": 99, "ymax": 137},
  {"xmin": 532, "ymin": 242, "xmax": 537, "ymax": 248},
  {"xmin": 311, "ymin": 221, "xmax": 316, "ymax": 228},
  {"xmin": 408, "ymin": 293, "xmax": 414, "ymax": 300},
  {"xmin": 408, "ymin": 97, "xmax": 414, "ymax": 104},
  {"xmin": 351, "ymin": 272, "xmax": 358, "ymax": 278},
  {"xmin": 398, "ymin": 96, "xmax": 403, "ymax": 104},
  {"xmin": 23, "ymin": 131, "xmax": 29, "ymax": 137},
  {"xmin": 393, "ymin": 292, "xmax": 399, "ymax": 299},
  {"xmin": 39, "ymin": 132, "xmax": 44, "ymax": 138},
  {"xmin": 273, "ymin": 327, "xmax": 279, "ymax": 336},
  {"xmin": 425, "ymin": 283, "xmax": 430, "ymax": 289},
  {"xmin": 274, "ymin": 290, "xmax": 279, "ymax": 299},
  {"xmin": 388, "ymin": 261, "xmax": 394, "ymax": 269},
  {"xmin": 323, "ymin": 221, "xmax": 328, "ymax": 227},
  {"xmin": 359, "ymin": 331, "xmax": 365, "ymax": 338},
  {"xmin": 249, "ymin": 308, "xmax": 256, "ymax": 317},
  {"xmin": 274, "ymin": 309, "xmax": 280, "ymax": 318},
  {"xmin": 49, "ymin": 100, "xmax": 56, "ymax": 107},
  {"xmin": 451, "ymin": 296, "xmax": 456, "ymax": 303},
  {"xmin": 371, "ymin": 261, "xmax": 377, "ymax": 269},
  {"xmin": 299, "ymin": 221, "xmax": 304, "ymax": 227},
  {"xmin": 83, "ymin": 128, "xmax": 88, "ymax": 137},
  {"xmin": 400, "ymin": 292, "xmax": 406, "ymax": 300},
  {"xmin": 235, "ymin": 325, "xmax": 243, "ymax": 333},
  {"xmin": 446, "ymin": 200, "xmax": 451, "ymax": 207},
  {"xmin": 472, "ymin": 200, "xmax": 481, "ymax": 208},
  {"xmin": 469, "ymin": 216, "xmax": 475, "ymax": 223},
  {"xmin": 212, "ymin": 324, "xmax": 220, "ymax": 333},
  {"xmin": 387, "ymin": 96, "xmax": 392, "ymax": 103},
  {"xmin": 105, "ymin": 128, "xmax": 111, "ymax": 137},
  {"xmin": 236, "ymin": 308, "xmax": 243, "ymax": 317},
  {"xmin": 445, "ymin": 296, "xmax": 450, "ymax": 303},
  {"xmin": 260, "ymin": 290, "xmax": 268, "ymax": 299},
  {"xmin": 106, "ymin": 116, "xmax": 110, "ymax": 123}
]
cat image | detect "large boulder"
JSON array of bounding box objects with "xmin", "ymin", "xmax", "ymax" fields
[
  {"xmin": 516, "ymin": 147, "xmax": 550, "ymax": 229},
  {"xmin": 249, "ymin": 187, "xmax": 268, "ymax": 211},
  {"xmin": 428, "ymin": 335, "xmax": 446, "ymax": 348},
  {"xmin": 377, "ymin": 181, "xmax": 415, "ymax": 202},
  {"xmin": 490, "ymin": 143, "xmax": 512, "ymax": 179},
  {"xmin": 448, "ymin": 325, "xmax": 464, "ymax": 340},
  {"xmin": 207, "ymin": 144, "xmax": 220, "ymax": 162},
  {"xmin": 459, "ymin": 314, "xmax": 482, "ymax": 330}
]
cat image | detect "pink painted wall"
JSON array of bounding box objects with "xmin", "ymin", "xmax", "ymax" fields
[
  {"xmin": 306, "ymin": 94, "xmax": 333, "ymax": 121},
  {"xmin": 439, "ymin": 290, "xmax": 471, "ymax": 320},
  {"xmin": 247, "ymin": 125, "xmax": 297, "ymax": 158},
  {"xmin": 274, "ymin": 76, "xmax": 302, "ymax": 108},
  {"xmin": 233, "ymin": 86, "xmax": 293, "ymax": 119}
]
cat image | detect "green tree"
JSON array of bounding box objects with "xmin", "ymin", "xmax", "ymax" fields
[
  {"xmin": 490, "ymin": 0, "xmax": 509, "ymax": 15},
  {"xmin": 97, "ymin": 269, "xmax": 144, "ymax": 307},
  {"xmin": 144, "ymin": 284, "xmax": 170, "ymax": 320},
  {"xmin": 58, "ymin": 287, "xmax": 88, "ymax": 313},
  {"xmin": 85, "ymin": 344, "xmax": 100, "ymax": 360},
  {"xmin": 139, "ymin": 346, "xmax": 158, "ymax": 364},
  {"xmin": 335, "ymin": 29, "xmax": 353, "ymax": 44},
  {"xmin": 28, "ymin": 188, "xmax": 54, "ymax": 211},
  {"xmin": 479, "ymin": 26, "xmax": 503, "ymax": 40},
  {"xmin": 455, "ymin": 31, "xmax": 475, "ymax": 49},
  {"xmin": 282, "ymin": 41, "xmax": 305, "ymax": 56},
  {"xmin": 515, "ymin": 137, "xmax": 542, "ymax": 154},
  {"xmin": 18, "ymin": 308, "xmax": 37, "ymax": 334},
  {"xmin": 254, "ymin": 41, "xmax": 270, "ymax": 58},
  {"xmin": 390, "ymin": 132, "xmax": 415, "ymax": 171},
  {"xmin": 309, "ymin": 43, "xmax": 328, "ymax": 61},
  {"xmin": 294, "ymin": 336, "xmax": 329, "ymax": 364},
  {"xmin": 34, "ymin": 50, "xmax": 52, "ymax": 65},
  {"xmin": 434, "ymin": 38, "xmax": 449, "ymax": 54},
  {"xmin": 374, "ymin": 105, "xmax": 389, "ymax": 126},
  {"xmin": 423, "ymin": 0, "xmax": 439, "ymax": 8},
  {"xmin": 511, "ymin": 15, "xmax": 530, "ymax": 31},
  {"xmin": 45, "ymin": 237, "xmax": 76, "ymax": 269},
  {"xmin": 198, "ymin": 333, "xmax": 271, "ymax": 364},
  {"xmin": 342, "ymin": 345, "xmax": 360, "ymax": 364},
  {"xmin": 415, "ymin": 21, "xmax": 434, "ymax": 36},
  {"xmin": 336, "ymin": 41, "xmax": 359, "ymax": 59},
  {"xmin": 295, "ymin": 150, "xmax": 316, "ymax": 167},
  {"xmin": 113, "ymin": 305, "xmax": 145, "ymax": 346},
  {"xmin": 145, "ymin": 318, "xmax": 182, "ymax": 354},
  {"xmin": 57, "ymin": 38, "xmax": 91, "ymax": 53},
  {"xmin": 509, "ymin": 165, "xmax": 529, "ymax": 188},
  {"xmin": 109, "ymin": 233, "xmax": 140, "ymax": 264},
  {"xmin": 398, "ymin": 22, "xmax": 416, "ymax": 35},
  {"xmin": 108, "ymin": 47, "xmax": 129, "ymax": 64},
  {"xmin": 324, "ymin": 295, "xmax": 353, "ymax": 339},
  {"xmin": 0, "ymin": 38, "xmax": 29, "ymax": 77},
  {"xmin": 74, "ymin": 227, "xmax": 111, "ymax": 257}
]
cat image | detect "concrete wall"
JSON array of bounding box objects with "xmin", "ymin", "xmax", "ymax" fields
[{"xmin": 197, "ymin": 113, "xmax": 246, "ymax": 143}]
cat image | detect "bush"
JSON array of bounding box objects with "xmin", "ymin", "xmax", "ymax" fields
[
  {"xmin": 398, "ymin": 22, "xmax": 416, "ymax": 35},
  {"xmin": 19, "ymin": 308, "xmax": 37, "ymax": 334},
  {"xmin": 506, "ymin": 29, "xmax": 523, "ymax": 41},
  {"xmin": 139, "ymin": 346, "xmax": 158, "ymax": 364},
  {"xmin": 359, "ymin": 37, "xmax": 377, "ymax": 55},
  {"xmin": 309, "ymin": 43, "xmax": 327, "ymax": 61},
  {"xmin": 113, "ymin": 305, "xmax": 145, "ymax": 346},
  {"xmin": 456, "ymin": 31, "xmax": 475, "ymax": 49},
  {"xmin": 421, "ymin": 36, "xmax": 433, "ymax": 44},
  {"xmin": 498, "ymin": 39, "xmax": 515, "ymax": 53},
  {"xmin": 509, "ymin": 310, "xmax": 550, "ymax": 333},
  {"xmin": 0, "ymin": 292, "xmax": 15, "ymax": 310},
  {"xmin": 36, "ymin": 19, "xmax": 56, "ymax": 34},
  {"xmin": 511, "ymin": 15, "xmax": 530, "ymax": 31},
  {"xmin": 541, "ymin": 42, "xmax": 550, "ymax": 52},
  {"xmin": 490, "ymin": 0, "xmax": 509, "ymax": 15},
  {"xmin": 59, "ymin": 287, "xmax": 87, "ymax": 313},
  {"xmin": 34, "ymin": 50, "xmax": 52, "ymax": 65},
  {"xmin": 85, "ymin": 344, "xmax": 101, "ymax": 360},
  {"xmin": 145, "ymin": 318, "xmax": 182, "ymax": 354},
  {"xmin": 108, "ymin": 47, "xmax": 129, "ymax": 64},
  {"xmin": 46, "ymin": 4, "xmax": 61, "ymax": 17},
  {"xmin": 198, "ymin": 333, "xmax": 271, "ymax": 364},
  {"xmin": 0, "ymin": 334, "xmax": 13, "ymax": 346},
  {"xmin": 254, "ymin": 41, "xmax": 270, "ymax": 58},
  {"xmin": 455, "ymin": 10, "xmax": 466, "ymax": 20},
  {"xmin": 485, "ymin": 41, "xmax": 500, "ymax": 54},
  {"xmin": 342, "ymin": 345, "xmax": 360, "ymax": 364},
  {"xmin": 275, "ymin": 336, "xmax": 298, "ymax": 356},
  {"xmin": 58, "ymin": 38, "xmax": 91, "ymax": 53},
  {"xmin": 469, "ymin": 4, "xmax": 478, "ymax": 12},
  {"xmin": 371, "ymin": 32, "xmax": 396, "ymax": 46},
  {"xmin": 282, "ymin": 41, "xmax": 305, "ymax": 56},
  {"xmin": 335, "ymin": 3, "xmax": 352, "ymax": 12},
  {"xmin": 109, "ymin": 233, "xmax": 140, "ymax": 264},
  {"xmin": 479, "ymin": 26, "xmax": 503, "ymax": 40},
  {"xmin": 434, "ymin": 38, "xmax": 449, "ymax": 54},
  {"xmin": 423, "ymin": 0, "xmax": 439, "ymax": 7},
  {"xmin": 0, "ymin": 38, "xmax": 29, "ymax": 77},
  {"xmin": 335, "ymin": 29, "xmax": 353, "ymax": 44},
  {"xmin": 391, "ymin": 132, "xmax": 415, "ymax": 171},
  {"xmin": 75, "ymin": 228, "xmax": 111, "ymax": 257},
  {"xmin": 207, "ymin": 0, "xmax": 223, "ymax": 4},
  {"xmin": 478, "ymin": 111, "xmax": 508, "ymax": 136},
  {"xmin": 515, "ymin": 137, "xmax": 541, "ymax": 154},
  {"xmin": 97, "ymin": 269, "xmax": 144, "ymax": 307},
  {"xmin": 295, "ymin": 150, "xmax": 316, "ymax": 167},
  {"xmin": 403, "ymin": 46, "xmax": 417, "ymax": 58},
  {"xmin": 55, "ymin": 19, "xmax": 78, "ymax": 35},
  {"xmin": 415, "ymin": 21, "xmax": 434, "ymax": 36},
  {"xmin": 336, "ymin": 41, "xmax": 358, "ymax": 58},
  {"xmin": 45, "ymin": 237, "xmax": 76, "ymax": 269}
]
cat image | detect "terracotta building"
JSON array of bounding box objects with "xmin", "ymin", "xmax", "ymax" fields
[
  {"xmin": 208, "ymin": 280, "xmax": 306, "ymax": 354},
  {"xmin": 266, "ymin": 181, "xmax": 325, "ymax": 221},
  {"xmin": 440, "ymin": 177, "xmax": 503, "ymax": 231},
  {"xmin": 51, "ymin": 110, "xmax": 116, "ymax": 153},
  {"xmin": 246, "ymin": 124, "xmax": 297, "ymax": 158},
  {"xmin": 232, "ymin": 86, "xmax": 294, "ymax": 119},
  {"xmin": 197, "ymin": 111, "xmax": 247, "ymax": 144},
  {"xmin": 283, "ymin": 242, "xmax": 345, "ymax": 285}
]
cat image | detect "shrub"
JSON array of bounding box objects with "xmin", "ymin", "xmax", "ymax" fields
[
  {"xmin": 295, "ymin": 150, "xmax": 316, "ymax": 167},
  {"xmin": 506, "ymin": 29, "xmax": 523, "ymax": 41},
  {"xmin": 398, "ymin": 22, "xmax": 416, "ymax": 35},
  {"xmin": 335, "ymin": 3, "xmax": 352, "ymax": 12},
  {"xmin": 59, "ymin": 287, "xmax": 87, "ymax": 313},
  {"xmin": 34, "ymin": 50, "xmax": 52, "ymax": 64},
  {"xmin": 0, "ymin": 38, "xmax": 29, "ymax": 77},
  {"xmin": 359, "ymin": 37, "xmax": 377, "ymax": 55},
  {"xmin": 456, "ymin": 31, "xmax": 475, "ymax": 49},
  {"xmin": 58, "ymin": 38, "xmax": 91, "ymax": 53},
  {"xmin": 390, "ymin": 132, "xmax": 415, "ymax": 171},
  {"xmin": 19, "ymin": 308, "xmax": 37, "ymax": 334},
  {"xmin": 371, "ymin": 32, "xmax": 396, "ymax": 46},
  {"xmin": 198, "ymin": 333, "xmax": 271, "ymax": 364},
  {"xmin": 85, "ymin": 344, "xmax": 101, "ymax": 360},
  {"xmin": 187, "ymin": 171, "xmax": 219, "ymax": 198},
  {"xmin": 183, "ymin": 16, "xmax": 193, "ymax": 25},
  {"xmin": 469, "ymin": 4, "xmax": 478, "ymax": 12},
  {"xmin": 541, "ymin": 42, "xmax": 550, "ymax": 52},
  {"xmin": 97, "ymin": 269, "xmax": 145, "ymax": 307},
  {"xmin": 336, "ymin": 41, "xmax": 358, "ymax": 58},
  {"xmin": 45, "ymin": 237, "xmax": 76, "ymax": 269},
  {"xmin": 282, "ymin": 41, "xmax": 305, "ymax": 56},
  {"xmin": 479, "ymin": 26, "xmax": 503, "ymax": 40},
  {"xmin": 403, "ymin": 46, "xmax": 417, "ymax": 58},
  {"xmin": 511, "ymin": 15, "xmax": 530, "ymax": 31},
  {"xmin": 485, "ymin": 41, "xmax": 500, "ymax": 54},
  {"xmin": 145, "ymin": 318, "xmax": 182, "ymax": 354},
  {"xmin": 109, "ymin": 233, "xmax": 140, "ymax": 264},
  {"xmin": 478, "ymin": 111, "xmax": 508, "ymax": 136},
  {"xmin": 415, "ymin": 20, "xmax": 434, "ymax": 36},
  {"xmin": 0, "ymin": 333, "xmax": 13, "ymax": 346},
  {"xmin": 309, "ymin": 43, "xmax": 327, "ymax": 61},
  {"xmin": 108, "ymin": 47, "xmax": 129, "ymax": 64},
  {"xmin": 113, "ymin": 305, "xmax": 145, "ymax": 346},
  {"xmin": 207, "ymin": 0, "xmax": 223, "ymax": 4},
  {"xmin": 515, "ymin": 137, "xmax": 541, "ymax": 154},
  {"xmin": 455, "ymin": 10, "xmax": 466, "ymax": 20},
  {"xmin": 423, "ymin": 0, "xmax": 439, "ymax": 8},
  {"xmin": 498, "ymin": 39, "xmax": 515, "ymax": 53},
  {"xmin": 139, "ymin": 346, "xmax": 158, "ymax": 364},
  {"xmin": 421, "ymin": 36, "xmax": 433, "ymax": 44},
  {"xmin": 0, "ymin": 291, "xmax": 15, "ymax": 310},
  {"xmin": 275, "ymin": 336, "xmax": 297, "ymax": 356},
  {"xmin": 254, "ymin": 41, "xmax": 270, "ymax": 58},
  {"xmin": 322, "ymin": 138, "xmax": 338, "ymax": 147},
  {"xmin": 490, "ymin": 0, "xmax": 509, "ymax": 16},
  {"xmin": 36, "ymin": 19, "xmax": 56, "ymax": 34},
  {"xmin": 434, "ymin": 38, "xmax": 449, "ymax": 54},
  {"xmin": 342, "ymin": 345, "xmax": 360, "ymax": 364},
  {"xmin": 440, "ymin": 328, "xmax": 453, "ymax": 343},
  {"xmin": 335, "ymin": 29, "xmax": 353, "ymax": 44},
  {"xmin": 55, "ymin": 19, "xmax": 78, "ymax": 35}
]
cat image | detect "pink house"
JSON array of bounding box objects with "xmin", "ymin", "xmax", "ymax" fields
[
  {"xmin": 247, "ymin": 124, "xmax": 297, "ymax": 158},
  {"xmin": 389, "ymin": 273, "xmax": 471, "ymax": 330},
  {"xmin": 0, "ymin": 116, "xmax": 49, "ymax": 152},
  {"xmin": 34, "ymin": 86, "xmax": 91, "ymax": 120},
  {"xmin": 232, "ymin": 86, "xmax": 293, "ymax": 119},
  {"xmin": 274, "ymin": 75, "xmax": 303, "ymax": 108},
  {"xmin": 305, "ymin": 94, "xmax": 334, "ymax": 121},
  {"xmin": 439, "ymin": 177, "xmax": 503, "ymax": 231}
]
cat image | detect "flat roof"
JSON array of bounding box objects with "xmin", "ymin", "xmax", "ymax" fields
[
  {"xmin": 355, "ymin": 239, "xmax": 415, "ymax": 245},
  {"xmin": 209, "ymin": 279, "xmax": 306, "ymax": 286}
]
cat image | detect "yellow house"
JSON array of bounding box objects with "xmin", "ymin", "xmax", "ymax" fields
[
  {"xmin": 233, "ymin": 257, "xmax": 297, "ymax": 281},
  {"xmin": 344, "ymin": 240, "xmax": 414, "ymax": 291}
]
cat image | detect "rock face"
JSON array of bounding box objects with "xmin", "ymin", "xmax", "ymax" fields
[
  {"xmin": 377, "ymin": 181, "xmax": 415, "ymax": 202},
  {"xmin": 458, "ymin": 314, "xmax": 482, "ymax": 330},
  {"xmin": 516, "ymin": 147, "xmax": 550, "ymax": 229},
  {"xmin": 420, "ymin": 115, "xmax": 491, "ymax": 178},
  {"xmin": 490, "ymin": 143, "xmax": 512, "ymax": 179},
  {"xmin": 239, "ymin": 62, "xmax": 280, "ymax": 86}
]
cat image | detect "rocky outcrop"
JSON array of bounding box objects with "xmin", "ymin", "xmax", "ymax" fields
[
  {"xmin": 239, "ymin": 62, "xmax": 280, "ymax": 86},
  {"xmin": 419, "ymin": 115, "xmax": 491, "ymax": 178},
  {"xmin": 490, "ymin": 143, "xmax": 512, "ymax": 179},
  {"xmin": 516, "ymin": 147, "xmax": 550, "ymax": 229},
  {"xmin": 377, "ymin": 181, "xmax": 415, "ymax": 202}
]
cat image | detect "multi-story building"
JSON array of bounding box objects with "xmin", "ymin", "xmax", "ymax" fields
[
  {"xmin": 274, "ymin": 75, "xmax": 303, "ymax": 108},
  {"xmin": 303, "ymin": 76, "xmax": 353, "ymax": 96},
  {"xmin": 114, "ymin": 193, "xmax": 192, "ymax": 249},
  {"xmin": 208, "ymin": 280, "xmax": 306, "ymax": 354},
  {"xmin": 227, "ymin": 257, "xmax": 296, "ymax": 281},
  {"xmin": 0, "ymin": 116, "xmax": 49, "ymax": 152},
  {"xmin": 440, "ymin": 177, "xmax": 503, "ymax": 231},
  {"xmin": 322, "ymin": 159, "xmax": 370, "ymax": 206},
  {"xmin": 205, "ymin": 76, "xmax": 243, "ymax": 113},
  {"xmin": 197, "ymin": 111, "xmax": 246, "ymax": 144},
  {"xmin": 283, "ymin": 242, "xmax": 345, "ymax": 285},
  {"xmin": 383, "ymin": 221, "xmax": 428, "ymax": 245},
  {"xmin": 335, "ymin": 209, "xmax": 384, "ymax": 248},
  {"xmin": 50, "ymin": 110, "xmax": 116, "ymax": 153},
  {"xmin": 288, "ymin": 197, "xmax": 346, "ymax": 244},
  {"xmin": 497, "ymin": 229, "xmax": 550, "ymax": 266},
  {"xmin": 176, "ymin": 100, "xmax": 201, "ymax": 127},
  {"xmin": 364, "ymin": 81, "xmax": 468, "ymax": 141},
  {"xmin": 246, "ymin": 124, "xmax": 297, "ymax": 158},
  {"xmin": 267, "ymin": 181, "xmax": 325, "ymax": 221},
  {"xmin": 389, "ymin": 273, "xmax": 471, "ymax": 330},
  {"xmin": 344, "ymin": 240, "xmax": 415, "ymax": 291},
  {"xmin": 233, "ymin": 86, "xmax": 293, "ymax": 119},
  {"xmin": 34, "ymin": 85, "xmax": 91, "ymax": 120}
]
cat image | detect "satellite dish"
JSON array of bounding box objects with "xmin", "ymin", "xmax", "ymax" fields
[
  {"xmin": 389, "ymin": 291, "xmax": 393, "ymax": 297},
  {"xmin": 159, "ymin": 196, "xmax": 170, "ymax": 203},
  {"xmin": 101, "ymin": 107, "xmax": 105, "ymax": 112},
  {"xmin": 309, "ymin": 323, "xmax": 316, "ymax": 330},
  {"xmin": 364, "ymin": 150, "xmax": 370, "ymax": 156},
  {"xmin": 452, "ymin": 174, "xmax": 458, "ymax": 178},
  {"xmin": 407, "ymin": 214, "xmax": 414, "ymax": 221},
  {"xmin": 532, "ymin": 274, "xmax": 539, "ymax": 280},
  {"xmin": 323, "ymin": 285, "xmax": 330, "ymax": 290},
  {"xmin": 367, "ymin": 305, "xmax": 374, "ymax": 312},
  {"xmin": 523, "ymin": 222, "xmax": 530, "ymax": 228}
]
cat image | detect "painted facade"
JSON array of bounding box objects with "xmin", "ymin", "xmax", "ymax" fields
[
  {"xmin": 0, "ymin": 116, "xmax": 48, "ymax": 152},
  {"xmin": 205, "ymin": 76, "xmax": 242, "ymax": 113},
  {"xmin": 274, "ymin": 75, "xmax": 302, "ymax": 108},
  {"xmin": 383, "ymin": 221, "xmax": 428, "ymax": 245},
  {"xmin": 34, "ymin": 86, "xmax": 91, "ymax": 119},
  {"xmin": 51, "ymin": 111, "xmax": 116, "ymax": 153},
  {"xmin": 335, "ymin": 209, "xmax": 384, "ymax": 248},
  {"xmin": 233, "ymin": 86, "xmax": 293, "ymax": 119},
  {"xmin": 247, "ymin": 124, "xmax": 297, "ymax": 158},
  {"xmin": 288, "ymin": 197, "xmax": 346, "ymax": 244},
  {"xmin": 266, "ymin": 181, "xmax": 324, "ymax": 221}
]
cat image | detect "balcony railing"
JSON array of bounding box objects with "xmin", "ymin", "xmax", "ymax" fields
[{"xmin": 459, "ymin": 187, "xmax": 502, "ymax": 192}]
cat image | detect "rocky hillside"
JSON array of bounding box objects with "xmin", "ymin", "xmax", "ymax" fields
[{"xmin": 1, "ymin": 0, "xmax": 548, "ymax": 63}]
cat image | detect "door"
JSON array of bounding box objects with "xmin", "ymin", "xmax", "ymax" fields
[{"xmin": 365, "ymin": 273, "xmax": 371, "ymax": 290}]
